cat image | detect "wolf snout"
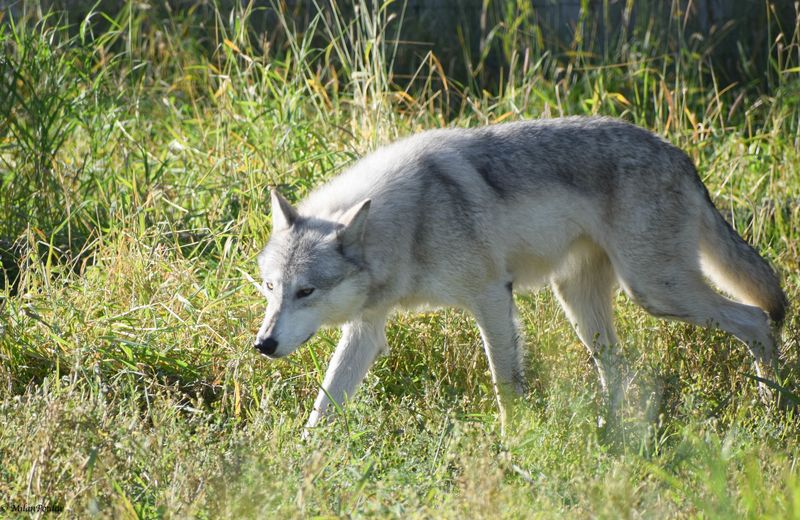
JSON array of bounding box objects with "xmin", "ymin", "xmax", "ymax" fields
[{"xmin": 253, "ymin": 336, "xmax": 279, "ymax": 356}]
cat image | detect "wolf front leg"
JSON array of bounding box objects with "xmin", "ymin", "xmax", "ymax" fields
[
  {"xmin": 469, "ymin": 282, "xmax": 527, "ymax": 435},
  {"xmin": 304, "ymin": 314, "xmax": 388, "ymax": 436}
]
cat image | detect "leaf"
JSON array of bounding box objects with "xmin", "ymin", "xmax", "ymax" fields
[{"xmin": 223, "ymin": 38, "xmax": 241, "ymax": 54}]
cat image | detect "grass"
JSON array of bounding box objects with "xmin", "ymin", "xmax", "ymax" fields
[{"xmin": 0, "ymin": 0, "xmax": 799, "ymax": 517}]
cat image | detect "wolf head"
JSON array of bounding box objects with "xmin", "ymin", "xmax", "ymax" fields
[{"xmin": 253, "ymin": 189, "xmax": 372, "ymax": 358}]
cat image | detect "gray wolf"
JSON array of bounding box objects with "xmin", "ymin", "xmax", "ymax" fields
[{"xmin": 253, "ymin": 116, "xmax": 787, "ymax": 433}]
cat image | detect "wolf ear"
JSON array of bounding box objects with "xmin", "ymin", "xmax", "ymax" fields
[
  {"xmin": 270, "ymin": 188, "xmax": 299, "ymax": 232},
  {"xmin": 337, "ymin": 199, "xmax": 371, "ymax": 253}
]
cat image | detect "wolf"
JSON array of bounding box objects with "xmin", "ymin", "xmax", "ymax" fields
[{"xmin": 253, "ymin": 116, "xmax": 787, "ymax": 433}]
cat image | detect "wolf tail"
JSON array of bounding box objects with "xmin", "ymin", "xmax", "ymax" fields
[{"xmin": 699, "ymin": 195, "xmax": 788, "ymax": 327}]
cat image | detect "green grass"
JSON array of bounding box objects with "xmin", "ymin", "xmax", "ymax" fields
[{"xmin": 1, "ymin": 1, "xmax": 799, "ymax": 517}]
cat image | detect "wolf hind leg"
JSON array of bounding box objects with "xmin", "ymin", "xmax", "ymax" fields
[
  {"xmin": 552, "ymin": 247, "xmax": 625, "ymax": 426},
  {"xmin": 468, "ymin": 281, "xmax": 527, "ymax": 434},
  {"xmin": 616, "ymin": 259, "xmax": 778, "ymax": 399}
]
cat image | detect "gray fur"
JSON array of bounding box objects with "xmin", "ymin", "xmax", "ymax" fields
[{"xmin": 253, "ymin": 116, "xmax": 788, "ymax": 435}]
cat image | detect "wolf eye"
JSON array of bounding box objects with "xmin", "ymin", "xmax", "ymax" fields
[
  {"xmin": 265, "ymin": 282, "xmax": 274, "ymax": 291},
  {"xmin": 296, "ymin": 288, "xmax": 315, "ymax": 298}
]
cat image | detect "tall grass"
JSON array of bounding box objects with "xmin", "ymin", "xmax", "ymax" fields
[{"xmin": 0, "ymin": 0, "xmax": 799, "ymax": 516}]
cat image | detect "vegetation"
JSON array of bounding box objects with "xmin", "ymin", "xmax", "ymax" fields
[{"xmin": 0, "ymin": 1, "xmax": 799, "ymax": 517}]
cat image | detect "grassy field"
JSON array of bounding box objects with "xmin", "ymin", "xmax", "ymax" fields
[{"xmin": 1, "ymin": 1, "xmax": 800, "ymax": 517}]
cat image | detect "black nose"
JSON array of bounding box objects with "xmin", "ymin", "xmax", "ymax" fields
[{"xmin": 253, "ymin": 337, "xmax": 278, "ymax": 356}]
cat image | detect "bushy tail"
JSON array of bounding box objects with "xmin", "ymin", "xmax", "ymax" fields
[{"xmin": 699, "ymin": 202, "xmax": 788, "ymax": 326}]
